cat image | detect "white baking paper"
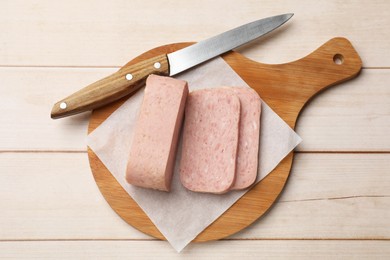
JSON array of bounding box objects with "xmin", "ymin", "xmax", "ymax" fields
[{"xmin": 87, "ymin": 57, "xmax": 302, "ymax": 252}]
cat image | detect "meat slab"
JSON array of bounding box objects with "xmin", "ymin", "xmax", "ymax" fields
[
  {"xmin": 126, "ymin": 74, "xmax": 188, "ymax": 191},
  {"xmin": 229, "ymin": 87, "xmax": 261, "ymax": 190},
  {"xmin": 180, "ymin": 88, "xmax": 241, "ymax": 194}
]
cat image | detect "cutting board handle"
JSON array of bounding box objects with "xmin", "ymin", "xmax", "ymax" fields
[{"xmin": 226, "ymin": 37, "xmax": 363, "ymax": 128}]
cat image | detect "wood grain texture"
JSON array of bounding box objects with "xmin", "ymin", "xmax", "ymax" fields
[
  {"xmin": 0, "ymin": 152, "xmax": 148, "ymax": 240},
  {"xmin": 0, "ymin": 0, "xmax": 389, "ymax": 67},
  {"xmin": 51, "ymin": 54, "xmax": 169, "ymax": 118},
  {"xmin": 296, "ymin": 69, "xmax": 390, "ymax": 151},
  {"xmin": 1, "ymin": 67, "xmax": 389, "ymax": 151},
  {"xmin": 2, "ymin": 153, "xmax": 389, "ymax": 240},
  {"xmin": 88, "ymin": 38, "xmax": 362, "ymax": 241},
  {"xmin": 1, "ymin": 240, "xmax": 390, "ymax": 259},
  {"xmin": 1, "ymin": 1, "xmax": 389, "ymax": 257}
]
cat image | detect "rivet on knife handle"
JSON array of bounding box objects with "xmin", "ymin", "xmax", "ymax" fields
[{"xmin": 50, "ymin": 54, "xmax": 169, "ymax": 119}]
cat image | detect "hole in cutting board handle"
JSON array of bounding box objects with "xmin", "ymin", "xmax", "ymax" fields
[{"xmin": 333, "ymin": 53, "xmax": 344, "ymax": 65}]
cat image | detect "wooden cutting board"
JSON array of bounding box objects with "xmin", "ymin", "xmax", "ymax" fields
[{"xmin": 88, "ymin": 37, "xmax": 362, "ymax": 242}]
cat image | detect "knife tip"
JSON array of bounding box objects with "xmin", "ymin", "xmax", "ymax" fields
[
  {"xmin": 285, "ymin": 13, "xmax": 294, "ymax": 19},
  {"xmin": 278, "ymin": 13, "xmax": 294, "ymax": 23}
]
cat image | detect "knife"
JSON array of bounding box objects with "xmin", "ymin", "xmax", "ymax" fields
[{"xmin": 51, "ymin": 13, "xmax": 293, "ymax": 119}]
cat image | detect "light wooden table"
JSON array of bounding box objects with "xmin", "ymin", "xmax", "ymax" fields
[{"xmin": 1, "ymin": 1, "xmax": 389, "ymax": 259}]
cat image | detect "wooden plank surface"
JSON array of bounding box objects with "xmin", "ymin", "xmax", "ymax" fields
[
  {"xmin": 1, "ymin": 240, "xmax": 390, "ymax": 259},
  {"xmin": 0, "ymin": 0, "xmax": 389, "ymax": 67},
  {"xmin": 1, "ymin": 68, "xmax": 390, "ymax": 151},
  {"xmin": 1, "ymin": 0, "xmax": 389, "ymax": 258},
  {"xmin": 1, "ymin": 153, "xmax": 389, "ymax": 240}
]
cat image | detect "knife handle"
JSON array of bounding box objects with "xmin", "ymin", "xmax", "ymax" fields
[{"xmin": 51, "ymin": 54, "xmax": 169, "ymax": 119}]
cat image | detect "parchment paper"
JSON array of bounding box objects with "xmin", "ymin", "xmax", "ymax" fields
[{"xmin": 87, "ymin": 57, "xmax": 302, "ymax": 252}]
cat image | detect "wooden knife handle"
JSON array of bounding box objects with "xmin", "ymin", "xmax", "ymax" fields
[{"xmin": 51, "ymin": 54, "xmax": 169, "ymax": 119}]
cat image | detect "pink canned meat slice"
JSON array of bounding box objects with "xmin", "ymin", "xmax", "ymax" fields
[
  {"xmin": 229, "ymin": 87, "xmax": 261, "ymax": 190},
  {"xmin": 180, "ymin": 88, "xmax": 241, "ymax": 194},
  {"xmin": 126, "ymin": 74, "xmax": 188, "ymax": 192}
]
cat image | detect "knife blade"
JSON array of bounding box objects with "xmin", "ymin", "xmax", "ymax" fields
[{"xmin": 51, "ymin": 13, "xmax": 293, "ymax": 119}]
